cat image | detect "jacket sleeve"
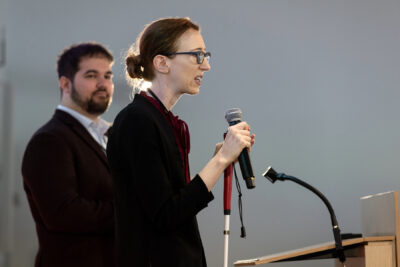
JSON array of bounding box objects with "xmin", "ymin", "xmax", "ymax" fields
[
  {"xmin": 22, "ymin": 132, "xmax": 114, "ymax": 234},
  {"xmin": 108, "ymin": 110, "xmax": 213, "ymax": 233}
]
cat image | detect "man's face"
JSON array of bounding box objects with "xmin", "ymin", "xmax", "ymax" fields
[{"xmin": 70, "ymin": 56, "xmax": 114, "ymax": 116}]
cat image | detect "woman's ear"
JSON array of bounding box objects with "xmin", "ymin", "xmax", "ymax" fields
[{"xmin": 153, "ymin": 55, "xmax": 170, "ymax": 74}]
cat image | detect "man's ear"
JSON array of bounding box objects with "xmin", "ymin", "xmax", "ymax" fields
[
  {"xmin": 59, "ymin": 76, "xmax": 72, "ymax": 94},
  {"xmin": 153, "ymin": 55, "xmax": 170, "ymax": 74}
]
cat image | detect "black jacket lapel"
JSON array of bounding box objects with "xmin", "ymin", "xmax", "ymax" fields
[{"xmin": 54, "ymin": 110, "xmax": 110, "ymax": 170}]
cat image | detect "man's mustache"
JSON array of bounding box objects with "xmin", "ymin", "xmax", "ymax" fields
[{"xmin": 92, "ymin": 88, "xmax": 109, "ymax": 98}]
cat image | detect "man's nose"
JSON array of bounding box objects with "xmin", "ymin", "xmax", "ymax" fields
[{"xmin": 97, "ymin": 77, "xmax": 109, "ymax": 88}]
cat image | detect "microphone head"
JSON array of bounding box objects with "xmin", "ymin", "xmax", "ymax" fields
[
  {"xmin": 225, "ymin": 108, "xmax": 242, "ymax": 124},
  {"xmin": 263, "ymin": 166, "xmax": 278, "ymax": 183}
]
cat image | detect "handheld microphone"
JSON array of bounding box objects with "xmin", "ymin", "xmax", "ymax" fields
[{"xmin": 225, "ymin": 108, "xmax": 255, "ymax": 189}]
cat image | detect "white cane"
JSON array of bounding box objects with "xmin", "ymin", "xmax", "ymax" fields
[{"xmin": 223, "ymin": 162, "xmax": 233, "ymax": 267}]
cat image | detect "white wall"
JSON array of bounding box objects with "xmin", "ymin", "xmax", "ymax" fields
[
  {"xmin": 3, "ymin": 0, "xmax": 400, "ymax": 266},
  {"xmin": 0, "ymin": 0, "xmax": 14, "ymax": 266}
]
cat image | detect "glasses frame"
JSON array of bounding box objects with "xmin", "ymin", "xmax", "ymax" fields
[{"xmin": 166, "ymin": 51, "xmax": 211, "ymax": 64}]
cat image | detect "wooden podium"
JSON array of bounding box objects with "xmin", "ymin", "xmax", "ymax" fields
[{"xmin": 234, "ymin": 191, "xmax": 400, "ymax": 267}]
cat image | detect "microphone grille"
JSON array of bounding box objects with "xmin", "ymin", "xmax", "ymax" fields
[{"xmin": 225, "ymin": 108, "xmax": 242, "ymax": 123}]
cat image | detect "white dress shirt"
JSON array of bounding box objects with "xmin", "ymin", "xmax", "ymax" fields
[{"xmin": 57, "ymin": 105, "xmax": 110, "ymax": 151}]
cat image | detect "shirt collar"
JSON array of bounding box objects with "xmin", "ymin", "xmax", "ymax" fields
[{"xmin": 57, "ymin": 104, "xmax": 110, "ymax": 135}]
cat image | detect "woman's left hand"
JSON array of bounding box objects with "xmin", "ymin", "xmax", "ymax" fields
[
  {"xmin": 213, "ymin": 142, "xmax": 223, "ymax": 156},
  {"xmin": 213, "ymin": 132, "xmax": 256, "ymax": 157}
]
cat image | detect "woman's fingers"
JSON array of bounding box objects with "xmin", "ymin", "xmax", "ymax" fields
[
  {"xmin": 218, "ymin": 121, "xmax": 255, "ymax": 163},
  {"xmin": 250, "ymin": 133, "xmax": 256, "ymax": 145},
  {"xmin": 213, "ymin": 142, "xmax": 223, "ymax": 156}
]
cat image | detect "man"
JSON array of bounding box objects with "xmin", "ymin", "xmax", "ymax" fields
[{"xmin": 22, "ymin": 42, "xmax": 115, "ymax": 267}]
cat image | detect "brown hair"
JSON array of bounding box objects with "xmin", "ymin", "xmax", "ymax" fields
[
  {"xmin": 57, "ymin": 42, "xmax": 113, "ymax": 80},
  {"xmin": 125, "ymin": 17, "xmax": 199, "ymax": 86}
]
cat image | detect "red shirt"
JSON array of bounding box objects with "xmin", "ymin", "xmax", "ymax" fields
[{"xmin": 140, "ymin": 91, "xmax": 191, "ymax": 184}]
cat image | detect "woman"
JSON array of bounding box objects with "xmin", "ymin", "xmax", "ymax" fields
[{"xmin": 107, "ymin": 17, "xmax": 255, "ymax": 267}]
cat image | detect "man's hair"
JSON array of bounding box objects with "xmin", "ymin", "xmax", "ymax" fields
[{"xmin": 57, "ymin": 42, "xmax": 114, "ymax": 80}]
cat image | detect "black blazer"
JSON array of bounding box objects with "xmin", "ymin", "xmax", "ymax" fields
[
  {"xmin": 107, "ymin": 94, "xmax": 213, "ymax": 267},
  {"xmin": 21, "ymin": 110, "xmax": 115, "ymax": 267}
]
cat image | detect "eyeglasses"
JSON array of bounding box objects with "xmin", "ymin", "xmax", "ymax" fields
[{"xmin": 166, "ymin": 51, "xmax": 211, "ymax": 64}]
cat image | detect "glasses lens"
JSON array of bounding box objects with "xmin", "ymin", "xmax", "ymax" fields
[
  {"xmin": 197, "ymin": 52, "xmax": 211, "ymax": 64},
  {"xmin": 197, "ymin": 52, "xmax": 204, "ymax": 64},
  {"xmin": 204, "ymin": 52, "xmax": 211, "ymax": 61}
]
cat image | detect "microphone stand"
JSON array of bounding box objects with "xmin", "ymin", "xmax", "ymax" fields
[{"xmin": 263, "ymin": 166, "xmax": 346, "ymax": 264}]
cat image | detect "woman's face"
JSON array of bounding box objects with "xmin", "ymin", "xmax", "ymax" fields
[{"xmin": 168, "ymin": 29, "xmax": 211, "ymax": 95}]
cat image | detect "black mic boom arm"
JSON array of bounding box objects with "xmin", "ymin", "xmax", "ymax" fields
[{"xmin": 263, "ymin": 166, "xmax": 346, "ymax": 263}]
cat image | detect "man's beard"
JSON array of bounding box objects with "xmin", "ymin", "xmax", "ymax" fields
[{"xmin": 70, "ymin": 85, "xmax": 111, "ymax": 115}]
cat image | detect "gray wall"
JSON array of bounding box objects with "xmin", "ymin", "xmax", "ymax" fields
[{"xmin": 1, "ymin": 0, "xmax": 400, "ymax": 266}]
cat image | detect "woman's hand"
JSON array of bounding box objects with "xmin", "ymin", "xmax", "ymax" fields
[
  {"xmin": 200, "ymin": 122, "xmax": 255, "ymax": 191},
  {"xmin": 213, "ymin": 142, "xmax": 223, "ymax": 156},
  {"xmin": 217, "ymin": 122, "xmax": 255, "ymax": 164}
]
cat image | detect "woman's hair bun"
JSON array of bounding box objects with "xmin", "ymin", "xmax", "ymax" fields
[{"xmin": 126, "ymin": 54, "xmax": 144, "ymax": 79}]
